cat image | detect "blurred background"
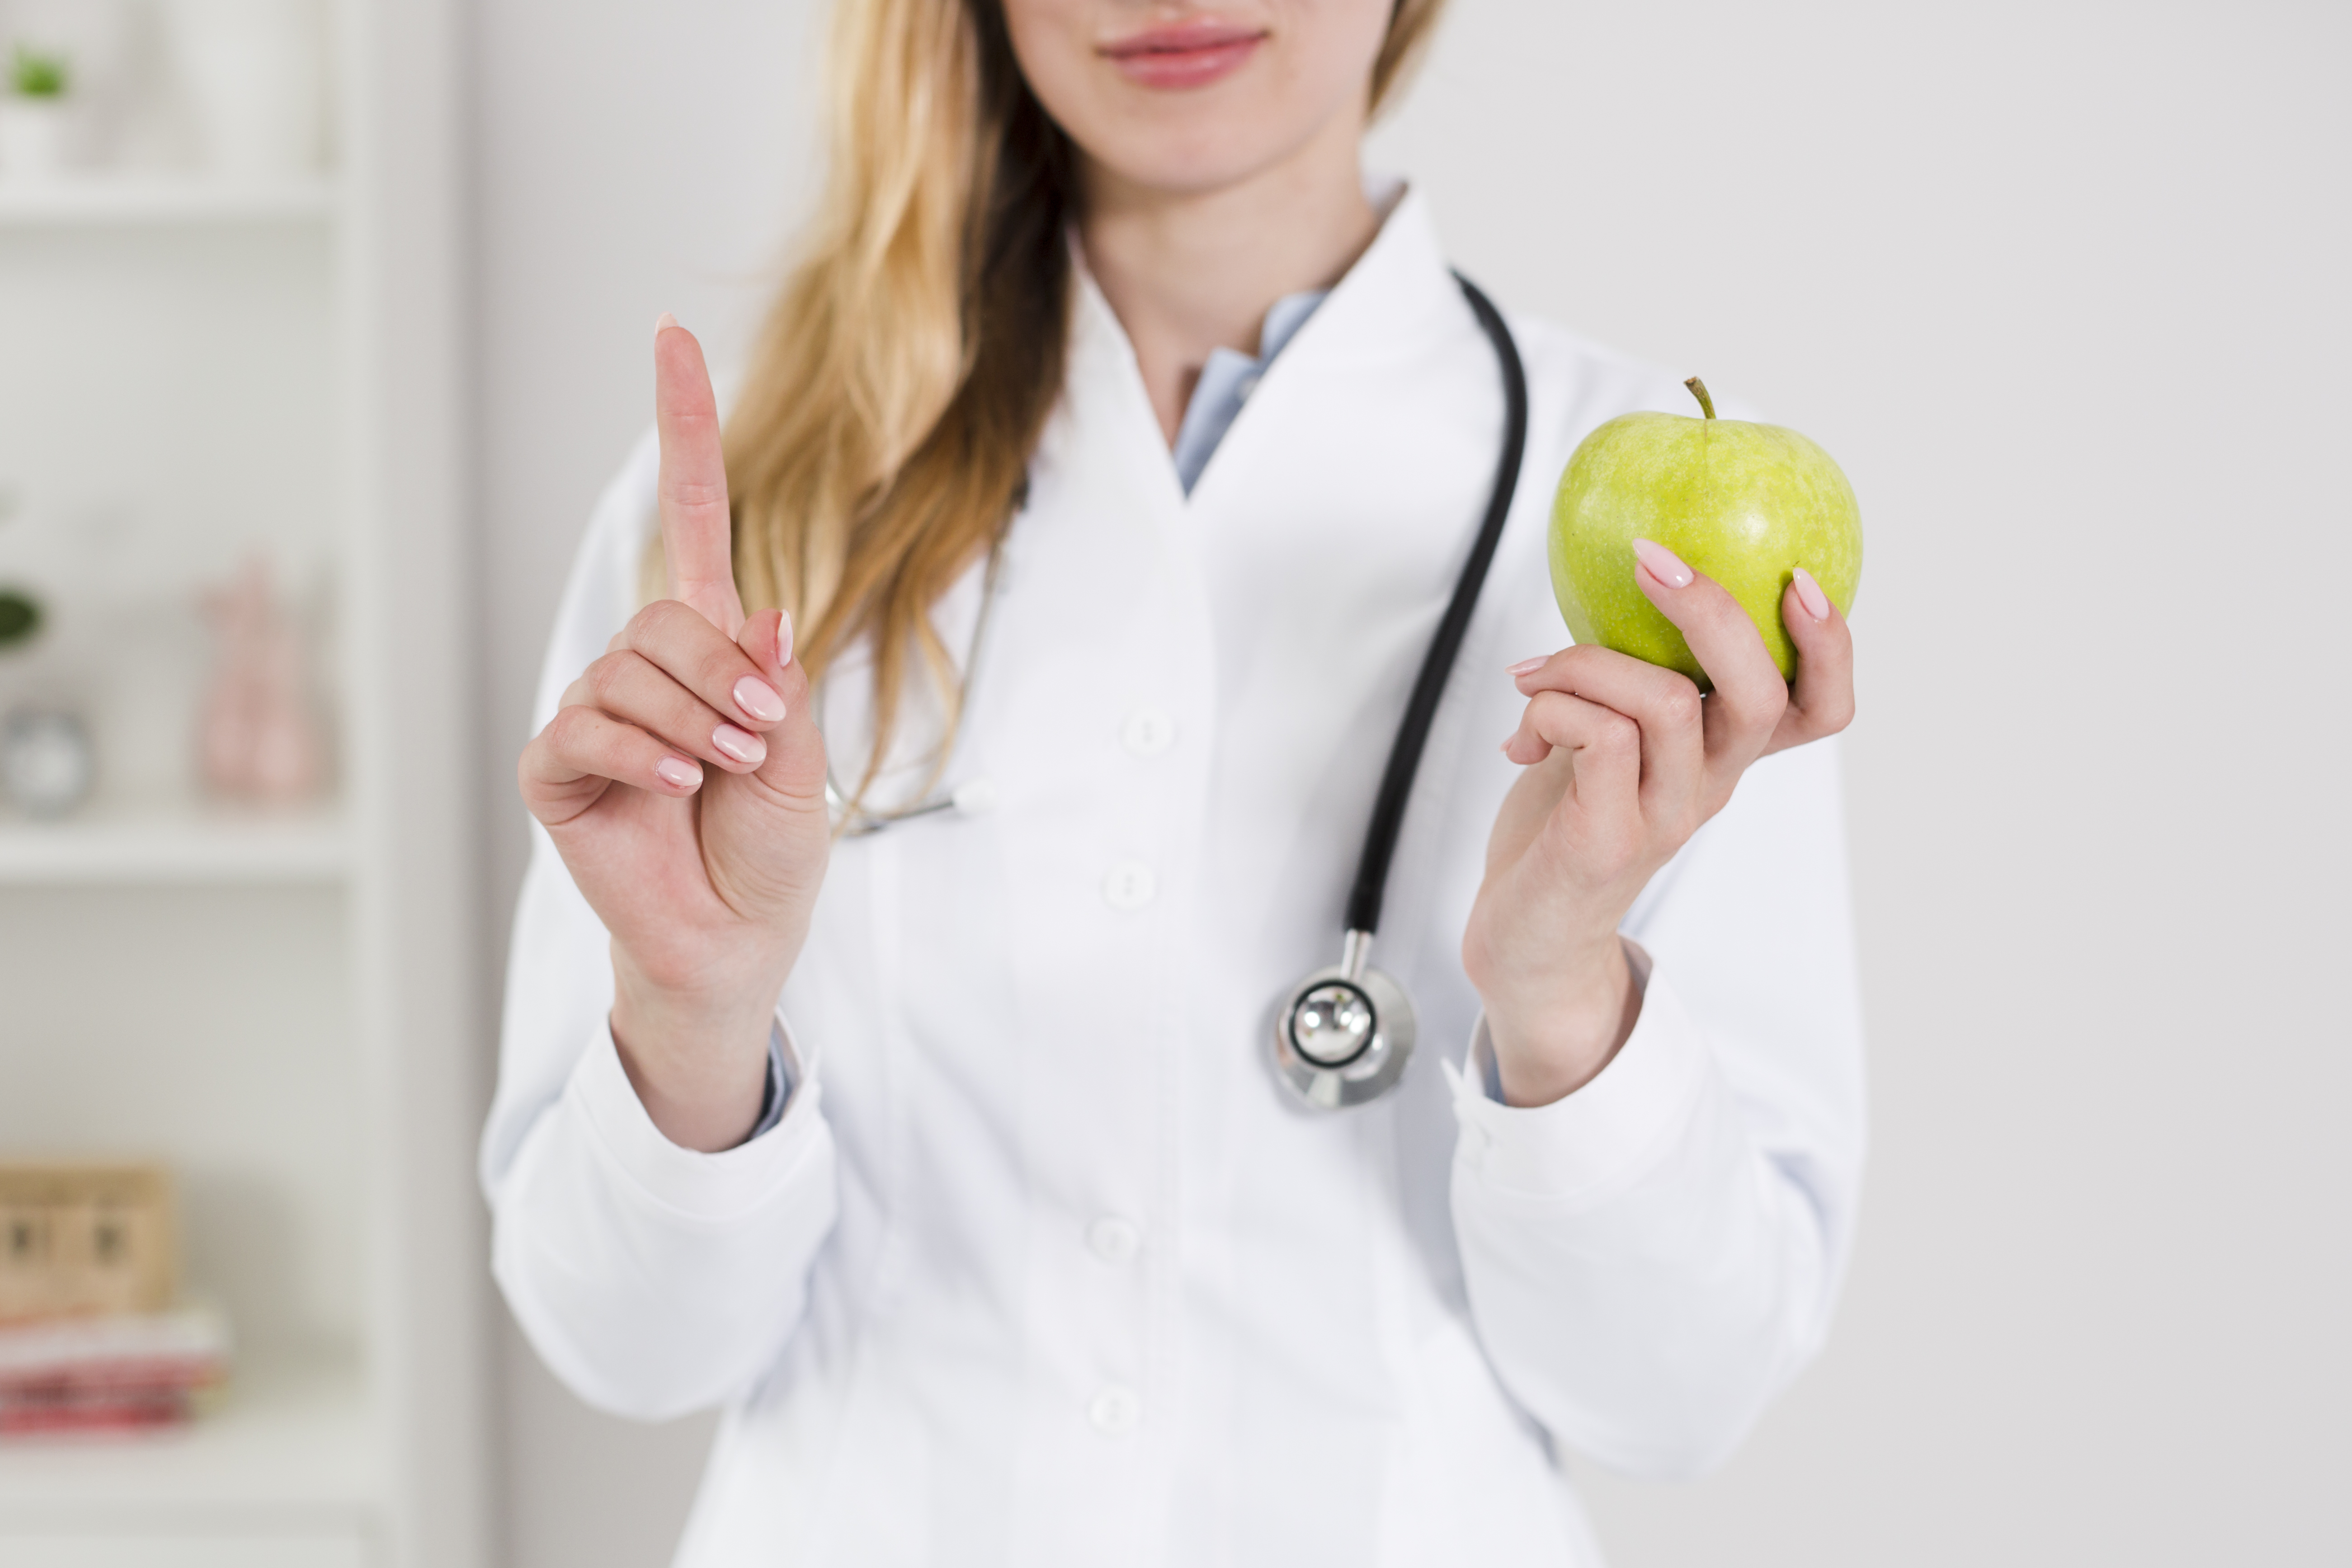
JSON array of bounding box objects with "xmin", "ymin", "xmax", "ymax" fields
[{"xmin": 0, "ymin": 1, "xmax": 2343, "ymax": 1566}]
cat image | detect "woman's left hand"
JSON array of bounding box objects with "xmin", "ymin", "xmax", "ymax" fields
[{"xmin": 1461, "ymin": 540, "xmax": 1855, "ymax": 1106}]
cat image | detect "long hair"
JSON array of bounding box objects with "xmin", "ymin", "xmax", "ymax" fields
[{"xmin": 721, "ymin": 0, "xmax": 1450, "ymax": 805}]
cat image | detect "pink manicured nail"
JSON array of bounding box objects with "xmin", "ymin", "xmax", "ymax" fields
[
  {"xmin": 712, "ymin": 724, "xmax": 765, "ymax": 765},
  {"xmin": 654, "ymin": 756, "xmax": 702, "ymax": 790},
  {"xmin": 655, "ymin": 311, "xmax": 679, "ymax": 335},
  {"xmin": 775, "ymin": 609, "xmax": 795, "ymax": 670},
  {"xmin": 1631, "ymin": 538, "xmax": 1695, "ymax": 589},
  {"xmin": 733, "ymin": 675, "xmax": 786, "ymax": 724},
  {"xmin": 1506, "ymin": 655, "xmax": 1546, "ymax": 677},
  {"xmin": 1791, "ymin": 567, "xmax": 1831, "ymax": 621}
]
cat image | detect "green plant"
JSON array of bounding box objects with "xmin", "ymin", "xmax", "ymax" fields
[
  {"xmin": 0, "ymin": 587, "xmax": 42, "ymax": 650},
  {"xmin": 10, "ymin": 44, "xmax": 69, "ymax": 99}
]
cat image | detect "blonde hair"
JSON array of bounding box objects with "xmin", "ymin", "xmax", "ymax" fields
[{"xmin": 722, "ymin": 0, "xmax": 1449, "ymax": 804}]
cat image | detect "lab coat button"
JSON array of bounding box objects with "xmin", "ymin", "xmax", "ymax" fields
[
  {"xmin": 1086, "ymin": 1215, "xmax": 1141, "ymax": 1264},
  {"xmin": 1088, "ymin": 1385, "xmax": 1141, "ymax": 1436},
  {"xmin": 1102, "ymin": 860, "xmax": 1157, "ymax": 910},
  {"xmin": 1120, "ymin": 707, "xmax": 1175, "ymax": 758}
]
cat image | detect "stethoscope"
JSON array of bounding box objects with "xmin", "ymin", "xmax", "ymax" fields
[{"xmin": 827, "ymin": 273, "xmax": 1527, "ymax": 1113}]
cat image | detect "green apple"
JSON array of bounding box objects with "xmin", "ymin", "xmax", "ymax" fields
[{"xmin": 1549, "ymin": 378, "xmax": 1861, "ymax": 687}]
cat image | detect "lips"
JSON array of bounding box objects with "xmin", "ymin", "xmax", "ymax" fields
[{"xmin": 1098, "ymin": 17, "xmax": 1268, "ymax": 89}]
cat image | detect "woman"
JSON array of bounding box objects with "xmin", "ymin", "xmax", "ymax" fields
[{"xmin": 484, "ymin": 0, "xmax": 1864, "ymax": 1561}]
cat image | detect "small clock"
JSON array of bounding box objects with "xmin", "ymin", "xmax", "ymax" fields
[{"xmin": 1, "ymin": 706, "xmax": 96, "ymax": 818}]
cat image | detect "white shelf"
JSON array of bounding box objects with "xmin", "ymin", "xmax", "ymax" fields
[
  {"xmin": 0, "ymin": 7, "xmax": 485, "ymax": 1560},
  {"xmin": 0, "ymin": 811, "xmax": 350, "ymax": 886},
  {"xmin": 0, "ymin": 1350, "xmax": 378, "ymax": 1529},
  {"xmin": 0, "ymin": 178, "xmax": 339, "ymax": 228}
]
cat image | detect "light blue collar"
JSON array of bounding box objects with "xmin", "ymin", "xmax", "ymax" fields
[{"xmin": 1169, "ymin": 288, "xmax": 1328, "ymax": 495}]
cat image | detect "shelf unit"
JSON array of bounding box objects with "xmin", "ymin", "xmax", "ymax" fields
[
  {"xmin": 0, "ymin": 179, "xmax": 340, "ymax": 228},
  {"xmin": 0, "ymin": 1352, "xmax": 372, "ymax": 1525},
  {"xmin": 0, "ymin": 1351, "xmax": 375, "ymax": 1566},
  {"xmin": 0, "ymin": 813, "xmax": 350, "ymax": 886},
  {"xmin": 0, "ymin": 4, "xmax": 482, "ymax": 1566}
]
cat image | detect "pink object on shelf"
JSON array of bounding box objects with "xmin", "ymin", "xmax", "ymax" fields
[{"xmin": 199, "ymin": 555, "xmax": 321, "ymax": 805}]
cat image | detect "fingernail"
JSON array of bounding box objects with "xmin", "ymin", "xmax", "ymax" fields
[
  {"xmin": 1632, "ymin": 538, "xmax": 1695, "ymax": 589},
  {"xmin": 776, "ymin": 609, "xmax": 794, "ymax": 669},
  {"xmin": 655, "ymin": 311, "xmax": 679, "ymax": 335},
  {"xmin": 712, "ymin": 724, "xmax": 766, "ymax": 765},
  {"xmin": 654, "ymin": 756, "xmax": 702, "ymax": 790},
  {"xmin": 733, "ymin": 675, "xmax": 786, "ymax": 723},
  {"xmin": 1791, "ymin": 566, "xmax": 1831, "ymax": 621},
  {"xmin": 1506, "ymin": 655, "xmax": 1546, "ymax": 677}
]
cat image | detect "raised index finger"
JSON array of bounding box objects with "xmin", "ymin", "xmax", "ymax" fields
[{"xmin": 654, "ymin": 314, "xmax": 745, "ymax": 636}]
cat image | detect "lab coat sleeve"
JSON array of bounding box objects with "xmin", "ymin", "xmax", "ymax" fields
[
  {"xmin": 479, "ymin": 433, "xmax": 842, "ymax": 1421},
  {"xmin": 1448, "ymin": 738, "xmax": 1866, "ymax": 1480}
]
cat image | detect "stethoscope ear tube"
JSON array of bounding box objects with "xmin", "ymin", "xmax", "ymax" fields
[{"xmin": 1272, "ymin": 273, "xmax": 1530, "ymax": 1112}]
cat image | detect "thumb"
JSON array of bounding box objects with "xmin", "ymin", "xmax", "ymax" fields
[
  {"xmin": 699, "ymin": 607, "xmax": 832, "ymax": 926},
  {"xmin": 738, "ymin": 609, "xmax": 828, "ymax": 812}
]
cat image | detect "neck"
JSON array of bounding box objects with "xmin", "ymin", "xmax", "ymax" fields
[{"xmin": 1078, "ymin": 119, "xmax": 1381, "ymax": 445}]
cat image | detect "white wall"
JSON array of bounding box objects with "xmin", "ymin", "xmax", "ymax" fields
[
  {"xmin": 468, "ymin": 3, "xmax": 2352, "ymax": 1564},
  {"xmin": 468, "ymin": 4, "xmax": 825, "ymax": 1562}
]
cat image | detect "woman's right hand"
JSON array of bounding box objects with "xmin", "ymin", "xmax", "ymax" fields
[{"xmin": 518, "ymin": 316, "xmax": 833, "ymax": 1152}]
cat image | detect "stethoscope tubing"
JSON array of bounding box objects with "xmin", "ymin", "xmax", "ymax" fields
[
  {"xmin": 1271, "ymin": 273, "xmax": 1527, "ymax": 1110},
  {"xmin": 1341, "ymin": 273, "xmax": 1528, "ymax": 939}
]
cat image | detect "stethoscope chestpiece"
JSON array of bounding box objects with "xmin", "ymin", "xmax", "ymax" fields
[
  {"xmin": 1261, "ymin": 273, "xmax": 1521, "ymax": 1113},
  {"xmin": 1272, "ymin": 930, "xmax": 1416, "ymax": 1111}
]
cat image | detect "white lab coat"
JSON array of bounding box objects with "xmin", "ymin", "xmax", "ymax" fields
[{"xmin": 483, "ymin": 189, "xmax": 1867, "ymax": 1567}]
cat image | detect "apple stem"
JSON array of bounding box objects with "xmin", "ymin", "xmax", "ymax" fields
[{"xmin": 1684, "ymin": 377, "xmax": 1716, "ymax": 419}]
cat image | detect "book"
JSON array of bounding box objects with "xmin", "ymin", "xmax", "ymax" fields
[{"xmin": 0, "ymin": 1306, "xmax": 230, "ymax": 1437}]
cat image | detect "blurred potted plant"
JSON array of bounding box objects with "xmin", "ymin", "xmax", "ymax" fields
[
  {"xmin": 0, "ymin": 44, "xmax": 71, "ymax": 181},
  {"xmin": 0, "ymin": 585, "xmax": 94, "ymax": 819},
  {"xmin": 0, "ymin": 586, "xmax": 40, "ymax": 652}
]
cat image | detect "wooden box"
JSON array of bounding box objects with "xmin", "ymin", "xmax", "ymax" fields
[{"xmin": 0, "ymin": 1165, "xmax": 176, "ymax": 1322}]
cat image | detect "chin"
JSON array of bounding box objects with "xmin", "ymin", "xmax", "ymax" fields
[{"xmin": 1088, "ymin": 114, "xmax": 1314, "ymax": 198}]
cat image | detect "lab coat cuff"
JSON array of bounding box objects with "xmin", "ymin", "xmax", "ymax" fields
[
  {"xmin": 1445, "ymin": 944, "xmax": 1714, "ymax": 1204},
  {"xmin": 566, "ymin": 1012, "xmax": 826, "ymax": 1224}
]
